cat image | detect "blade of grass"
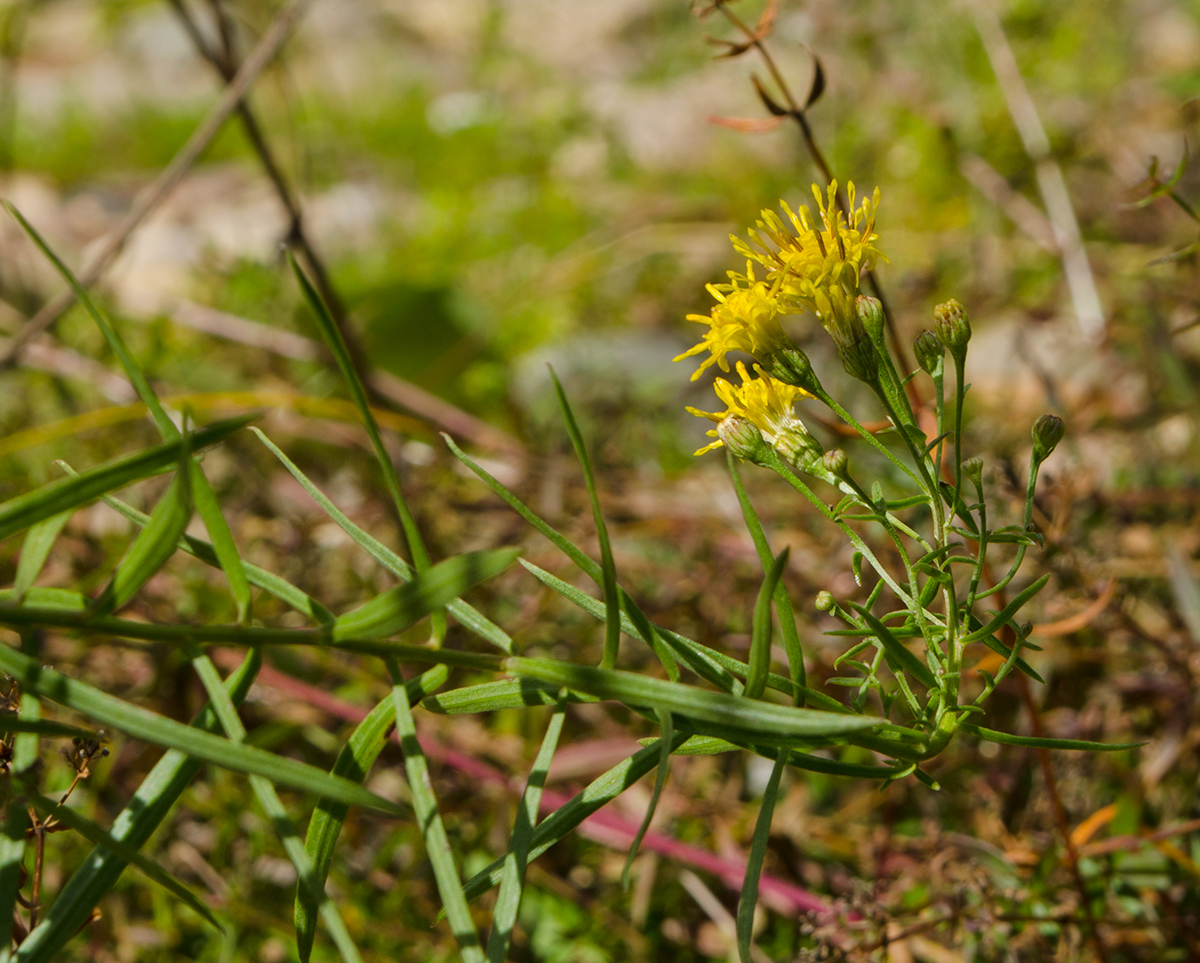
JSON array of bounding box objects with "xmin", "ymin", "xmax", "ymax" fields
[
  {"xmin": 506, "ymin": 658, "xmax": 883, "ymax": 740},
  {"xmin": 5, "ymin": 202, "xmax": 252, "ymax": 622},
  {"xmin": 14, "ymin": 512, "xmax": 71, "ymax": 602},
  {"xmin": 0, "ymin": 801, "xmax": 30, "ymax": 963},
  {"xmin": 92, "ymin": 472, "xmax": 192, "ymax": 616},
  {"xmin": 736, "ymin": 750, "xmax": 786, "ymax": 963},
  {"xmin": 620, "ymin": 708, "xmax": 673, "ymax": 890},
  {"xmin": 288, "ymin": 254, "xmax": 442, "ymax": 640},
  {"xmin": 13, "ymin": 650, "xmax": 261, "ymax": 963},
  {"xmin": 421, "ymin": 678, "xmax": 591, "ymax": 714},
  {"xmin": 548, "ymin": 370, "xmax": 622, "ymax": 670},
  {"xmin": 0, "ymin": 414, "xmax": 253, "ymax": 544},
  {"xmin": 24, "ymin": 788, "xmax": 222, "ymax": 933},
  {"xmin": 187, "ymin": 647, "xmax": 362, "ymax": 963},
  {"xmin": 295, "ymin": 666, "xmax": 447, "ymax": 963},
  {"xmin": 485, "ymin": 696, "xmax": 567, "ymax": 962},
  {"xmin": 332, "ymin": 549, "xmax": 518, "ymax": 641},
  {"xmin": 746, "ymin": 549, "xmax": 788, "ymax": 700},
  {"xmin": 0, "ymin": 718, "xmax": 100, "ymax": 740},
  {"xmin": 385, "ymin": 657, "xmax": 484, "ymax": 961},
  {"xmin": 729, "ymin": 453, "xmax": 806, "ymax": 703},
  {"xmin": 252, "ymin": 428, "xmax": 510, "ymax": 652},
  {"xmin": 12, "ymin": 632, "xmax": 40, "ymax": 774},
  {"xmin": 0, "ymin": 643, "xmax": 402, "ymax": 815}
]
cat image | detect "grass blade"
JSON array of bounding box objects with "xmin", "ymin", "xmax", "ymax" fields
[
  {"xmin": 187, "ymin": 649, "xmax": 363, "ymax": 963},
  {"xmin": 14, "ymin": 650, "xmax": 261, "ymax": 963},
  {"xmin": 421, "ymin": 678, "xmax": 590, "ymax": 714},
  {"xmin": 24, "ymin": 788, "xmax": 222, "ymax": 933},
  {"xmin": 737, "ymin": 750, "xmax": 786, "ymax": 963},
  {"xmin": 964, "ymin": 724, "xmax": 1143, "ymax": 752},
  {"xmin": 0, "ymin": 801, "xmax": 30, "ymax": 962},
  {"xmin": 505, "ymin": 658, "xmax": 883, "ymax": 740},
  {"xmin": 13, "ymin": 512, "xmax": 71, "ymax": 602},
  {"xmin": 332, "ymin": 549, "xmax": 519, "ymax": 641},
  {"xmin": 0, "ymin": 718, "xmax": 100, "ymax": 740},
  {"xmin": 296, "ymin": 666, "xmax": 448, "ymax": 962},
  {"xmin": 288, "ymin": 255, "xmax": 439, "ymax": 638},
  {"xmin": 0, "ymin": 414, "xmax": 253, "ymax": 544},
  {"xmin": 620, "ymin": 707, "xmax": 673, "ymax": 890},
  {"xmin": 548, "ymin": 370, "xmax": 621, "ymax": 670},
  {"xmin": 746, "ymin": 548, "xmax": 788, "ymax": 700},
  {"xmin": 253, "ymin": 428, "xmax": 511, "ymax": 651},
  {"xmin": 386, "ymin": 658, "xmax": 484, "ymax": 961},
  {"xmin": 92, "ymin": 472, "xmax": 192, "ymax": 616},
  {"xmin": 0, "ymin": 643, "xmax": 402, "ymax": 816},
  {"xmin": 486, "ymin": 697, "xmax": 567, "ymax": 962},
  {"xmin": 729, "ymin": 452, "xmax": 806, "ymax": 702}
]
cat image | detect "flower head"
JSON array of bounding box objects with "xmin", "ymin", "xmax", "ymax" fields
[{"xmin": 687, "ymin": 362, "xmax": 819, "ymax": 465}]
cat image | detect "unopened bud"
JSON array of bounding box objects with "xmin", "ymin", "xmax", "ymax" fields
[
  {"xmin": 828, "ymin": 310, "xmax": 878, "ymax": 385},
  {"xmin": 814, "ymin": 590, "xmax": 835, "ymax": 612},
  {"xmin": 856, "ymin": 296, "xmax": 885, "ymax": 343},
  {"xmin": 1031, "ymin": 414, "xmax": 1064, "ymax": 462},
  {"xmin": 933, "ymin": 299, "xmax": 972, "ymax": 355},
  {"xmin": 913, "ymin": 329, "xmax": 944, "ymax": 375},
  {"xmin": 822, "ymin": 448, "xmax": 848, "ymax": 479},
  {"xmin": 764, "ymin": 345, "xmax": 822, "ymax": 396},
  {"xmin": 963, "ymin": 456, "xmax": 983, "ymax": 485},
  {"xmin": 718, "ymin": 416, "xmax": 769, "ymax": 463}
]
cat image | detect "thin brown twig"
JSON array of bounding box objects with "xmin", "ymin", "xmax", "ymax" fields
[{"xmin": 0, "ymin": 0, "xmax": 314, "ymax": 370}]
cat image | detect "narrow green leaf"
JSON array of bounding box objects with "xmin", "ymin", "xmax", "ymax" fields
[
  {"xmin": 12, "ymin": 632, "xmax": 40, "ymax": 774},
  {"xmin": 737, "ymin": 750, "xmax": 786, "ymax": 963},
  {"xmin": 746, "ymin": 548, "xmax": 788, "ymax": 700},
  {"xmin": 14, "ymin": 512, "xmax": 71, "ymax": 602},
  {"xmin": 93, "ymin": 473, "xmax": 192, "ymax": 615},
  {"xmin": 486, "ymin": 697, "xmax": 567, "ymax": 962},
  {"xmin": 187, "ymin": 459, "xmax": 253, "ymax": 625},
  {"xmin": 506, "ymin": 658, "xmax": 883, "ymax": 739},
  {"xmin": 0, "ymin": 415, "xmax": 253, "ymax": 544},
  {"xmin": 0, "ymin": 718, "xmax": 100, "ymax": 740},
  {"xmin": 964, "ymin": 724, "xmax": 1144, "ymax": 752},
  {"xmin": 333, "ymin": 549, "xmax": 518, "ymax": 641},
  {"xmin": 25, "ymin": 789, "xmax": 222, "ymax": 933},
  {"xmin": 729, "ymin": 454, "xmax": 805, "ymax": 702},
  {"xmin": 253, "ymin": 428, "xmax": 510, "ymax": 651},
  {"xmin": 0, "ymin": 644, "xmax": 402, "ymax": 816},
  {"xmin": 14, "ymin": 650, "xmax": 261, "ymax": 963},
  {"xmin": 548, "ymin": 370, "xmax": 620, "ymax": 669},
  {"xmin": 962, "ymin": 574, "xmax": 1050, "ymax": 644},
  {"xmin": 850, "ymin": 604, "xmax": 937, "ymax": 690},
  {"xmin": 0, "ymin": 801, "xmax": 30, "ymax": 962},
  {"xmin": 421, "ymin": 678, "xmax": 590, "ymax": 714},
  {"xmin": 296, "ymin": 666, "xmax": 447, "ymax": 963},
  {"xmin": 0, "ymin": 587, "xmax": 86, "ymax": 611},
  {"xmin": 621, "ymin": 708, "xmax": 673, "ymax": 890},
  {"xmin": 386, "ymin": 659, "xmax": 483, "ymax": 961}
]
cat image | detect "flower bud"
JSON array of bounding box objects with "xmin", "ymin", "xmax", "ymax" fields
[
  {"xmin": 822, "ymin": 448, "xmax": 848, "ymax": 480},
  {"xmin": 717, "ymin": 416, "xmax": 770, "ymax": 463},
  {"xmin": 856, "ymin": 295, "xmax": 885, "ymax": 343},
  {"xmin": 827, "ymin": 310, "xmax": 878, "ymax": 385},
  {"xmin": 814, "ymin": 590, "xmax": 835, "ymax": 612},
  {"xmin": 1031, "ymin": 414, "xmax": 1064, "ymax": 462},
  {"xmin": 764, "ymin": 345, "xmax": 822, "ymax": 396},
  {"xmin": 913, "ymin": 329, "xmax": 944, "ymax": 375},
  {"xmin": 933, "ymin": 299, "xmax": 972, "ymax": 355},
  {"xmin": 962, "ymin": 456, "xmax": 983, "ymax": 485}
]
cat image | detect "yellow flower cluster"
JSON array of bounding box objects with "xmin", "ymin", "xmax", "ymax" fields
[
  {"xmin": 679, "ymin": 181, "xmax": 883, "ymax": 459},
  {"xmin": 686, "ymin": 361, "xmax": 817, "ymax": 461}
]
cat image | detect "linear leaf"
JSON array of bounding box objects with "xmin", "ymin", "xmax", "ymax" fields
[
  {"xmin": 962, "ymin": 574, "xmax": 1051, "ymax": 644},
  {"xmin": 25, "ymin": 789, "xmax": 222, "ymax": 933},
  {"xmin": 737, "ymin": 750, "xmax": 785, "ymax": 962},
  {"xmin": 14, "ymin": 650, "xmax": 261, "ymax": 963},
  {"xmin": 850, "ymin": 604, "xmax": 937, "ymax": 690},
  {"xmin": 964, "ymin": 724, "xmax": 1144, "ymax": 752},
  {"xmin": 746, "ymin": 548, "xmax": 788, "ymax": 700},
  {"xmin": 332, "ymin": 549, "xmax": 518, "ymax": 641},
  {"xmin": 296, "ymin": 666, "xmax": 447, "ymax": 963},
  {"xmin": 421, "ymin": 678, "xmax": 591, "ymax": 714},
  {"xmin": 0, "ymin": 718, "xmax": 100, "ymax": 740},
  {"xmin": 0, "ymin": 644, "xmax": 402, "ymax": 816},
  {"xmin": 252, "ymin": 428, "xmax": 510, "ymax": 651},
  {"xmin": 14, "ymin": 512, "xmax": 72, "ymax": 602},
  {"xmin": 0, "ymin": 415, "xmax": 253, "ymax": 544},
  {"xmin": 0, "ymin": 801, "xmax": 30, "ymax": 961},
  {"xmin": 506, "ymin": 658, "xmax": 883, "ymax": 739},
  {"xmin": 621, "ymin": 707, "xmax": 673, "ymax": 889},
  {"xmin": 93, "ymin": 473, "xmax": 192, "ymax": 615}
]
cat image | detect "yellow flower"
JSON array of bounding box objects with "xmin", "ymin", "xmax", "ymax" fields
[
  {"xmin": 674, "ymin": 263, "xmax": 791, "ymax": 380},
  {"xmin": 686, "ymin": 362, "xmax": 818, "ymax": 462}
]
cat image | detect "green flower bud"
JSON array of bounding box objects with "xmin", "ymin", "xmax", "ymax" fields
[
  {"xmin": 822, "ymin": 448, "xmax": 848, "ymax": 479},
  {"xmin": 963, "ymin": 456, "xmax": 984, "ymax": 485},
  {"xmin": 717, "ymin": 415, "xmax": 770, "ymax": 463},
  {"xmin": 827, "ymin": 309, "xmax": 878, "ymax": 385},
  {"xmin": 814, "ymin": 590, "xmax": 835, "ymax": 612},
  {"xmin": 764, "ymin": 345, "xmax": 822, "ymax": 396},
  {"xmin": 1031, "ymin": 414, "xmax": 1064, "ymax": 462},
  {"xmin": 856, "ymin": 295, "xmax": 885, "ymax": 343},
  {"xmin": 913, "ymin": 329, "xmax": 944, "ymax": 375},
  {"xmin": 933, "ymin": 299, "xmax": 972, "ymax": 356}
]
